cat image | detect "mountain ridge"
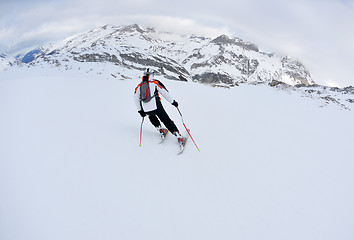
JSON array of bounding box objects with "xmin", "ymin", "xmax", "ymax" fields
[
  {"xmin": 6, "ymin": 24, "xmax": 313, "ymax": 85},
  {"xmin": 1, "ymin": 24, "xmax": 354, "ymax": 109}
]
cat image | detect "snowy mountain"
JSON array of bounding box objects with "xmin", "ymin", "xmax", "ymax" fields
[
  {"xmin": 1, "ymin": 24, "xmax": 354, "ymax": 240},
  {"xmin": 16, "ymin": 24, "xmax": 312, "ymax": 85},
  {"xmin": 21, "ymin": 48, "xmax": 44, "ymax": 63},
  {"xmin": 2, "ymin": 24, "xmax": 354, "ymax": 109}
]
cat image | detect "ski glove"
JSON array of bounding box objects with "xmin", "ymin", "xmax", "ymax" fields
[
  {"xmin": 172, "ymin": 100, "xmax": 178, "ymax": 108},
  {"xmin": 138, "ymin": 110, "xmax": 146, "ymax": 117}
]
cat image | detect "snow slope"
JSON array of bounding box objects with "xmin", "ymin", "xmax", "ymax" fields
[
  {"xmin": 0, "ymin": 53, "xmax": 10, "ymax": 72},
  {"xmin": 1, "ymin": 67, "xmax": 354, "ymax": 240}
]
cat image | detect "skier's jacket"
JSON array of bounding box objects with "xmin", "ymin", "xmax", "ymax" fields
[{"xmin": 134, "ymin": 77, "xmax": 174, "ymax": 112}]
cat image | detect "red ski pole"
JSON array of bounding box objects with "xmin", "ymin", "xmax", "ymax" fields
[
  {"xmin": 176, "ymin": 107, "xmax": 200, "ymax": 152},
  {"xmin": 139, "ymin": 117, "xmax": 144, "ymax": 147}
]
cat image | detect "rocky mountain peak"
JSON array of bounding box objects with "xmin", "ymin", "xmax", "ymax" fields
[
  {"xmin": 119, "ymin": 24, "xmax": 145, "ymax": 34},
  {"xmin": 211, "ymin": 35, "xmax": 259, "ymax": 52},
  {"xmin": 211, "ymin": 35, "xmax": 235, "ymax": 45}
]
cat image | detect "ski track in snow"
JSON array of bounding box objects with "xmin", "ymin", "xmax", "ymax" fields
[{"xmin": 1, "ymin": 67, "xmax": 354, "ymax": 240}]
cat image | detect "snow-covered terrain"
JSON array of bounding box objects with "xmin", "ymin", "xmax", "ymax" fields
[
  {"xmin": 0, "ymin": 53, "xmax": 11, "ymax": 72},
  {"xmin": 3, "ymin": 24, "xmax": 354, "ymax": 110},
  {"xmin": 1, "ymin": 65, "xmax": 354, "ymax": 240}
]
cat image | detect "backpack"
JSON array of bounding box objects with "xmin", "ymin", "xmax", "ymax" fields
[{"xmin": 140, "ymin": 80, "xmax": 154, "ymax": 103}]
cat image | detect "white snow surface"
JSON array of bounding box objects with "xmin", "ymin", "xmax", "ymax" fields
[
  {"xmin": 1, "ymin": 66, "xmax": 354, "ymax": 240},
  {"xmin": 0, "ymin": 55, "xmax": 10, "ymax": 72}
]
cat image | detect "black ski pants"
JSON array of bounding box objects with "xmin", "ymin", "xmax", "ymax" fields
[{"xmin": 146, "ymin": 99, "xmax": 179, "ymax": 133}]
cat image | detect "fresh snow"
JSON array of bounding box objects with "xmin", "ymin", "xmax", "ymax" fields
[
  {"xmin": 1, "ymin": 66, "xmax": 354, "ymax": 240},
  {"xmin": 0, "ymin": 54, "xmax": 10, "ymax": 72}
]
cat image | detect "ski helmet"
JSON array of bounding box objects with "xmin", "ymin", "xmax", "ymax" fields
[
  {"xmin": 142, "ymin": 68, "xmax": 154, "ymax": 81},
  {"xmin": 143, "ymin": 68, "xmax": 151, "ymax": 76}
]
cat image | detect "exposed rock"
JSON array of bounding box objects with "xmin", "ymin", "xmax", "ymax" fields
[{"xmin": 192, "ymin": 72, "xmax": 234, "ymax": 84}]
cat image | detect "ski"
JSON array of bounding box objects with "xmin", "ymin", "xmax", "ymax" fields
[{"xmin": 177, "ymin": 130, "xmax": 190, "ymax": 155}]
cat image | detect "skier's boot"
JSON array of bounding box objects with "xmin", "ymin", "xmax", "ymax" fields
[
  {"xmin": 174, "ymin": 131, "xmax": 187, "ymax": 146},
  {"xmin": 157, "ymin": 127, "xmax": 169, "ymax": 141}
]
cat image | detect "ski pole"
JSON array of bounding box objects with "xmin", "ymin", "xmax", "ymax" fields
[
  {"xmin": 176, "ymin": 107, "xmax": 200, "ymax": 152},
  {"xmin": 139, "ymin": 117, "xmax": 144, "ymax": 147}
]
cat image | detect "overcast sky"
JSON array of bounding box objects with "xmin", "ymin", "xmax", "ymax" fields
[{"xmin": 1, "ymin": 0, "xmax": 353, "ymax": 87}]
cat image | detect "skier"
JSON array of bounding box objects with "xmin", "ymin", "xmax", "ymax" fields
[{"xmin": 134, "ymin": 68, "xmax": 187, "ymax": 145}]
